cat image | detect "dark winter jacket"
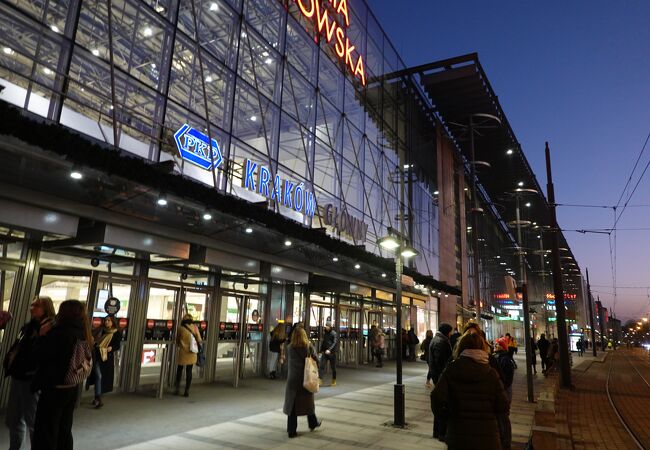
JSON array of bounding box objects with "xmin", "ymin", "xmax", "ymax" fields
[
  {"xmin": 432, "ymin": 355, "xmax": 509, "ymax": 450},
  {"xmin": 495, "ymin": 350, "xmax": 515, "ymax": 389},
  {"xmin": 5, "ymin": 318, "xmax": 49, "ymax": 380},
  {"xmin": 537, "ymin": 337, "xmax": 550, "ymax": 358},
  {"xmin": 283, "ymin": 344, "xmax": 318, "ymax": 416},
  {"xmin": 320, "ymin": 329, "xmax": 338, "ymax": 353},
  {"xmin": 428, "ymin": 331, "xmax": 452, "ymax": 383},
  {"xmin": 420, "ymin": 336, "xmax": 433, "ymax": 361},
  {"xmin": 32, "ymin": 320, "xmax": 86, "ymax": 391}
]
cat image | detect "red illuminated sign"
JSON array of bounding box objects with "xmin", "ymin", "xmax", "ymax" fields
[
  {"xmin": 494, "ymin": 293, "xmax": 510, "ymax": 300},
  {"xmin": 546, "ymin": 293, "xmax": 577, "ymax": 300},
  {"xmin": 294, "ymin": 0, "xmax": 366, "ymax": 85}
]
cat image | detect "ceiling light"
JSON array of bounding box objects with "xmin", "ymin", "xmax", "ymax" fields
[
  {"xmin": 284, "ymin": 240, "xmax": 292, "ymax": 247},
  {"xmin": 445, "ymin": 294, "xmax": 449, "ymax": 297},
  {"xmin": 143, "ymin": 27, "xmax": 153, "ymax": 37},
  {"xmin": 250, "ymin": 115, "xmax": 257, "ymax": 121},
  {"xmin": 265, "ymin": 58, "xmax": 273, "ymax": 65},
  {"xmin": 209, "ymin": 2, "xmax": 219, "ymax": 11},
  {"xmin": 70, "ymin": 170, "xmax": 83, "ymax": 180},
  {"xmin": 354, "ymin": 263, "xmax": 361, "ymax": 269},
  {"xmin": 245, "ymin": 226, "xmax": 253, "ymax": 234},
  {"xmin": 3, "ymin": 47, "xmax": 14, "ymax": 55},
  {"xmin": 378, "ymin": 235, "xmax": 400, "ymax": 250},
  {"xmin": 332, "ymin": 257, "xmax": 339, "ymax": 262},
  {"xmin": 156, "ymin": 195, "xmax": 168, "ymax": 206},
  {"xmin": 154, "ymin": 4, "xmax": 166, "ymax": 13},
  {"xmin": 464, "ymin": 187, "xmax": 468, "ymax": 191},
  {"xmin": 50, "ymin": 25, "xmax": 60, "ymax": 33},
  {"xmin": 42, "ymin": 67, "xmax": 52, "ymax": 75},
  {"xmin": 381, "ymin": 273, "xmax": 386, "ymax": 278},
  {"xmin": 202, "ymin": 212, "xmax": 212, "ymax": 221},
  {"xmin": 525, "ymin": 202, "xmax": 531, "ymax": 207},
  {"xmin": 91, "ymin": 48, "xmax": 100, "ymax": 56},
  {"xmin": 205, "ymin": 75, "xmax": 213, "ymax": 83},
  {"xmin": 518, "ymin": 181, "xmax": 524, "ymax": 187},
  {"xmin": 262, "ymin": 51, "xmax": 269, "ymax": 57},
  {"xmin": 433, "ymin": 190, "xmax": 439, "ymax": 195},
  {"xmin": 506, "ymin": 149, "xmax": 513, "ymax": 155}
]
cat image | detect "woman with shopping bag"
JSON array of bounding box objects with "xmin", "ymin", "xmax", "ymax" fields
[{"xmin": 283, "ymin": 326, "xmax": 322, "ymax": 438}]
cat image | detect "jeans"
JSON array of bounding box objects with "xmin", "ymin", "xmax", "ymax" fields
[
  {"xmin": 33, "ymin": 386, "xmax": 78, "ymax": 450},
  {"xmin": 5, "ymin": 377, "xmax": 39, "ymax": 450},
  {"xmin": 267, "ymin": 351, "xmax": 279, "ymax": 374},
  {"xmin": 93, "ymin": 361, "xmax": 102, "ymax": 397},
  {"xmin": 430, "ymin": 392, "xmax": 447, "ymax": 438},
  {"xmin": 318, "ymin": 352, "xmax": 336, "ymax": 380},
  {"xmin": 287, "ymin": 404, "xmax": 318, "ymax": 435},
  {"xmin": 175, "ymin": 365, "xmax": 193, "ymax": 392}
]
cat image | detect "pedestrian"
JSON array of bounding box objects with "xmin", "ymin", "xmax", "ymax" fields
[
  {"xmin": 283, "ymin": 326, "xmax": 321, "ymax": 438},
  {"xmin": 529, "ymin": 337, "xmax": 538, "ymax": 374},
  {"xmin": 577, "ymin": 338, "xmax": 584, "ymax": 356},
  {"xmin": 537, "ymin": 334, "xmax": 550, "ymax": 372},
  {"xmin": 506, "ymin": 333, "xmax": 518, "ymax": 368},
  {"xmin": 544, "ymin": 338, "xmax": 560, "ymax": 377},
  {"xmin": 368, "ymin": 322, "xmax": 379, "ymax": 363},
  {"xmin": 421, "ymin": 330, "xmax": 433, "ymax": 362},
  {"xmin": 427, "ymin": 323, "xmax": 453, "ymax": 442},
  {"xmin": 174, "ymin": 313, "xmax": 202, "ymax": 397},
  {"xmin": 401, "ymin": 328, "xmax": 409, "ymax": 360},
  {"xmin": 32, "ymin": 299, "xmax": 93, "ymax": 450},
  {"xmin": 374, "ymin": 328, "xmax": 385, "ymax": 368},
  {"xmin": 432, "ymin": 332, "xmax": 509, "ymax": 450},
  {"xmin": 3, "ymin": 296, "xmax": 55, "ymax": 450},
  {"xmin": 449, "ymin": 327, "xmax": 462, "ymax": 350},
  {"xmin": 86, "ymin": 315, "xmax": 122, "ymax": 408},
  {"xmin": 494, "ymin": 337, "xmax": 516, "ymax": 450},
  {"xmin": 318, "ymin": 321, "xmax": 338, "ymax": 386},
  {"xmin": 407, "ymin": 326, "xmax": 419, "ymax": 361},
  {"xmin": 268, "ymin": 324, "xmax": 286, "ymax": 379}
]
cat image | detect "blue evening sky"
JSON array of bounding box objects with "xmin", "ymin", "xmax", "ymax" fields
[{"xmin": 369, "ymin": 0, "xmax": 650, "ymax": 321}]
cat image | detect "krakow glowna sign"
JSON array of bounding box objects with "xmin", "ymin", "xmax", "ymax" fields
[
  {"xmin": 243, "ymin": 159, "xmax": 317, "ymax": 218},
  {"xmin": 294, "ymin": 0, "xmax": 366, "ymax": 85}
]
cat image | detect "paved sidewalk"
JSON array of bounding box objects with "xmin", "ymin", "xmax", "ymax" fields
[{"xmin": 1, "ymin": 355, "xmax": 540, "ymax": 449}]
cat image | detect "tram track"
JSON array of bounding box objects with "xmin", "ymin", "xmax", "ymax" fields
[{"xmin": 605, "ymin": 351, "xmax": 649, "ymax": 449}]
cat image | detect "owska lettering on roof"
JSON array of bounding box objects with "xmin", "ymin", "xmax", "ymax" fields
[
  {"xmin": 294, "ymin": 0, "xmax": 366, "ymax": 86},
  {"xmin": 243, "ymin": 159, "xmax": 317, "ymax": 218}
]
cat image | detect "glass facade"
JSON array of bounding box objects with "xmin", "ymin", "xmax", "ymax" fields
[{"xmin": 0, "ymin": 0, "xmax": 439, "ymax": 279}]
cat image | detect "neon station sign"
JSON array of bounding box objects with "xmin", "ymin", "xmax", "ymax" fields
[
  {"xmin": 173, "ymin": 124, "xmax": 223, "ymax": 171},
  {"xmin": 294, "ymin": 0, "xmax": 366, "ymax": 85}
]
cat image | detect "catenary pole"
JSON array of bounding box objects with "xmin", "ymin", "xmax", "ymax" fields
[
  {"xmin": 586, "ymin": 268, "xmax": 597, "ymax": 357},
  {"xmin": 545, "ymin": 142, "xmax": 572, "ymax": 389},
  {"xmin": 394, "ymin": 165, "xmax": 405, "ymax": 427}
]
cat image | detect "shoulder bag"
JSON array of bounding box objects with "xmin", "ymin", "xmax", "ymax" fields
[{"xmin": 303, "ymin": 346, "xmax": 320, "ymax": 394}]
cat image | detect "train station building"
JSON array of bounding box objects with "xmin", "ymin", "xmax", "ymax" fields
[{"xmin": 0, "ymin": 0, "xmax": 587, "ymax": 407}]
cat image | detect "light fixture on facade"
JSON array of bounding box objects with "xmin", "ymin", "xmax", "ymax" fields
[
  {"xmin": 506, "ymin": 149, "xmax": 513, "ymax": 155},
  {"xmin": 3, "ymin": 47, "xmax": 14, "ymax": 55},
  {"xmin": 378, "ymin": 235, "xmax": 400, "ymax": 250},
  {"xmin": 332, "ymin": 257, "xmax": 339, "ymax": 262},
  {"xmin": 381, "ymin": 273, "xmax": 386, "ymax": 278},
  {"xmin": 91, "ymin": 48, "xmax": 100, "ymax": 56},
  {"xmin": 518, "ymin": 181, "xmax": 524, "ymax": 187},
  {"xmin": 445, "ymin": 294, "xmax": 449, "ymax": 297},
  {"xmin": 433, "ymin": 190, "xmax": 439, "ymax": 195},
  {"xmin": 525, "ymin": 202, "xmax": 531, "ymax": 207},
  {"xmin": 143, "ymin": 27, "xmax": 153, "ymax": 37},
  {"xmin": 284, "ymin": 239, "xmax": 292, "ymax": 247},
  {"xmin": 400, "ymin": 246, "xmax": 418, "ymax": 258},
  {"xmin": 70, "ymin": 169, "xmax": 83, "ymax": 180},
  {"xmin": 354, "ymin": 263, "xmax": 361, "ymax": 269},
  {"xmin": 202, "ymin": 212, "xmax": 212, "ymax": 221},
  {"xmin": 156, "ymin": 194, "xmax": 168, "ymax": 206},
  {"xmin": 245, "ymin": 226, "xmax": 253, "ymax": 234},
  {"xmin": 209, "ymin": 2, "xmax": 219, "ymax": 11}
]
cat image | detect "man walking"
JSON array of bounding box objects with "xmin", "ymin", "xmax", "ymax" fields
[
  {"xmin": 537, "ymin": 333, "xmax": 550, "ymax": 373},
  {"xmin": 319, "ymin": 321, "xmax": 339, "ymax": 386},
  {"xmin": 427, "ymin": 323, "xmax": 453, "ymax": 442}
]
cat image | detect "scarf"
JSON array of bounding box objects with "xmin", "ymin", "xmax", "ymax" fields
[
  {"xmin": 96, "ymin": 327, "xmax": 116, "ymax": 362},
  {"xmin": 461, "ymin": 349, "xmax": 489, "ymax": 364}
]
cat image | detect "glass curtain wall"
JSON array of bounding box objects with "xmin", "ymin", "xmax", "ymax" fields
[{"xmin": 0, "ymin": 0, "xmax": 439, "ymax": 279}]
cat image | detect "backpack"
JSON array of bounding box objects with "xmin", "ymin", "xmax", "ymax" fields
[{"xmin": 63, "ymin": 339, "xmax": 92, "ymax": 386}]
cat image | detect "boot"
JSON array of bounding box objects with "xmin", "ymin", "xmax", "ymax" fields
[
  {"xmin": 94, "ymin": 395, "xmax": 103, "ymax": 409},
  {"xmin": 183, "ymin": 388, "xmax": 190, "ymax": 397},
  {"xmin": 270, "ymin": 371, "xmax": 276, "ymax": 379}
]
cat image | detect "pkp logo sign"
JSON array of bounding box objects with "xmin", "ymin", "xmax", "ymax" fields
[{"xmin": 174, "ymin": 123, "xmax": 223, "ymax": 171}]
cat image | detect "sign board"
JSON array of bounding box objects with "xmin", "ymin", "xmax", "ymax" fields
[
  {"xmin": 104, "ymin": 297, "xmax": 121, "ymax": 315},
  {"xmin": 321, "ymin": 204, "xmax": 368, "ymax": 242},
  {"xmin": 144, "ymin": 319, "xmax": 175, "ymax": 341},
  {"xmin": 219, "ymin": 322, "xmax": 240, "ymax": 340},
  {"xmin": 173, "ymin": 123, "xmax": 223, "ymax": 170}
]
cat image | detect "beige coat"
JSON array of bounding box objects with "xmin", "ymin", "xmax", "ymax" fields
[{"xmin": 176, "ymin": 323, "xmax": 202, "ymax": 366}]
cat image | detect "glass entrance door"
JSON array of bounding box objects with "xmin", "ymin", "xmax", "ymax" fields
[
  {"xmin": 216, "ymin": 293, "xmax": 263, "ymax": 386},
  {"xmin": 0, "ymin": 263, "xmax": 19, "ymax": 346},
  {"xmin": 37, "ymin": 270, "xmax": 93, "ymax": 312},
  {"xmin": 364, "ymin": 308, "xmax": 383, "ymax": 363},
  {"xmin": 339, "ymin": 305, "xmax": 360, "ymax": 367},
  {"xmin": 308, "ymin": 302, "xmax": 335, "ymax": 352}
]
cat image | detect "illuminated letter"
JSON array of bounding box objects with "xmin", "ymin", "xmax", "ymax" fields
[
  {"xmin": 335, "ymin": 28, "xmax": 345, "ymax": 58},
  {"xmin": 344, "ymin": 38, "xmax": 356, "ymax": 70},
  {"xmin": 336, "ymin": 0, "xmax": 350, "ymax": 26},
  {"xmin": 259, "ymin": 166, "xmax": 270, "ymax": 197},
  {"xmin": 305, "ymin": 191, "xmax": 316, "ymax": 217},
  {"xmin": 297, "ymin": 0, "xmax": 315, "ymax": 18},
  {"xmin": 271, "ymin": 174, "xmax": 282, "ymax": 201},
  {"xmin": 244, "ymin": 159, "xmax": 257, "ymax": 191},
  {"xmin": 283, "ymin": 180, "xmax": 294, "ymax": 208},
  {"xmin": 315, "ymin": 2, "xmax": 337, "ymax": 42},
  {"xmin": 294, "ymin": 183, "xmax": 304, "ymax": 212},
  {"xmin": 354, "ymin": 54, "xmax": 366, "ymax": 85}
]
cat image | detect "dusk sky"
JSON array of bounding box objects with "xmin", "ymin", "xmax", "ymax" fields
[{"xmin": 370, "ymin": 1, "xmax": 650, "ymax": 321}]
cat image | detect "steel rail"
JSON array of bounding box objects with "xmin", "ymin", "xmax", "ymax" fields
[{"xmin": 605, "ymin": 352, "xmax": 645, "ymax": 449}]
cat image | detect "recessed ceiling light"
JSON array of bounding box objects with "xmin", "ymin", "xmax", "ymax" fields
[
  {"xmin": 42, "ymin": 67, "xmax": 52, "ymax": 75},
  {"xmin": 70, "ymin": 170, "xmax": 83, "ymax": 180},
  {"xmin": 518, "ymin": 181, "xmax": 524, "ymax": 187},
  {"xmin": 205, "ymin": 75, "xmax": 213, "ymax": 83},
  {"xmin": 354, "ymin": 263, "xmax": 361, "ymax": 269},
  {"xmin": 143, "ymin": 27, "xmax": 153, "ymax": 37},
  {"xmin": 250, "ymin": 115, "xmax": 257, "ymax": 121},
  {"xmin": 157, "ymin": 195, "xmax": 168, "ymax": 206},
  {"xmin": 433, "ymin": 190, "xmax": 439, "ymax": 195},
  {"xmin": 265, "ymin": 58, "xmax": 273, "ymax": 65},
  {"xmin": 332, "ymin": 257, "xmax": 338, "ymax": 262},
  {"xmin": 525, "ymin": 202, "xmax": 531, "ymax": 207},
  {"xmin": 50, "ymin": 25, "xmax": 60, "ymax": 33},
  {"xmin": 284, "ymin": 240, "xmax": 292, "ymax": 246},
  {"xmin": 245, "ymin": 226, "xmax": 253, "ymax": 234},
  {"xmin": 202, "ymin": 212, "xmax": 212, "ymax": 221},
  {"xmin": 91, "ymin": 48, "xmax": 100, "ymax": 56},
  {"xmin": 506, "ymin": 149, "xmax": 513, "ymax": 155},
  {"xmin": 3, "ymin": 47, "xmax": 14, "ymax": 55},
  {"xmin": 381, "ymin": 273, "xmax": 386, "ymax": 278},
  {"xmin": 209, "ymin": 2, "xmax": 219, "ymax": 11}
]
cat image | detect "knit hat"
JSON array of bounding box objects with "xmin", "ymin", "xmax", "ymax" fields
[{"xmin": 495, "ymin": 337, "xmax": 509, "ymax": 352}]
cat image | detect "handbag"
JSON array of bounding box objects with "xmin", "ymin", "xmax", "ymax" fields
[
  {"xmin": 184, "ymin": 325, "xmax": 199, "ymax": 354},
  {"xmin": 196, "ymin": 343, "xmax": 206, "ymax": 367},
  {"xmin": 303, "ymin": 347, "xmax": 320, "ymax": 394}
]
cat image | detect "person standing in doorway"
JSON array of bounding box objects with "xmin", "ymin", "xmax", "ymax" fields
[
  {"xmin": 368, "ymin": 322, "xmax": 379, "ymax": 363},
  {"xmin": 86, "ymin": 315, "xmax": 122, "ymax": 408},
  {"xmin": 318, "ymin": 321, "xmax": 338, "ymax": 386},
  {"xmin": 427, "ymin": 323, "xmax": 453, "ymax": 442},
  {"xmin": 268, "ymin": 325, "xmax": 286, "ymax": 379},
  {"xmin": 283, "ymin": 326, "xmax": 321, "ymax": 437},
  {"xmin": 537, "ymin": 334, "xmax": 550, "ymax": 373},
  {"xmin": 175, "ymin": 313, "xmax": 202, "ymax": 397},
  {"xmin": 407, "ymin": 326, "xmax": 419, "ymax": 361},
  {"xmin": 32, "ymin": 299, "xmax": 93, "ymax": 450},
  {"xmin": 374, "ymin": 328, "xmax": 385, "ymax": 368},
  {"xmin": 4, "ymin": 296, "xmax": 55, "ymax": 450}
]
